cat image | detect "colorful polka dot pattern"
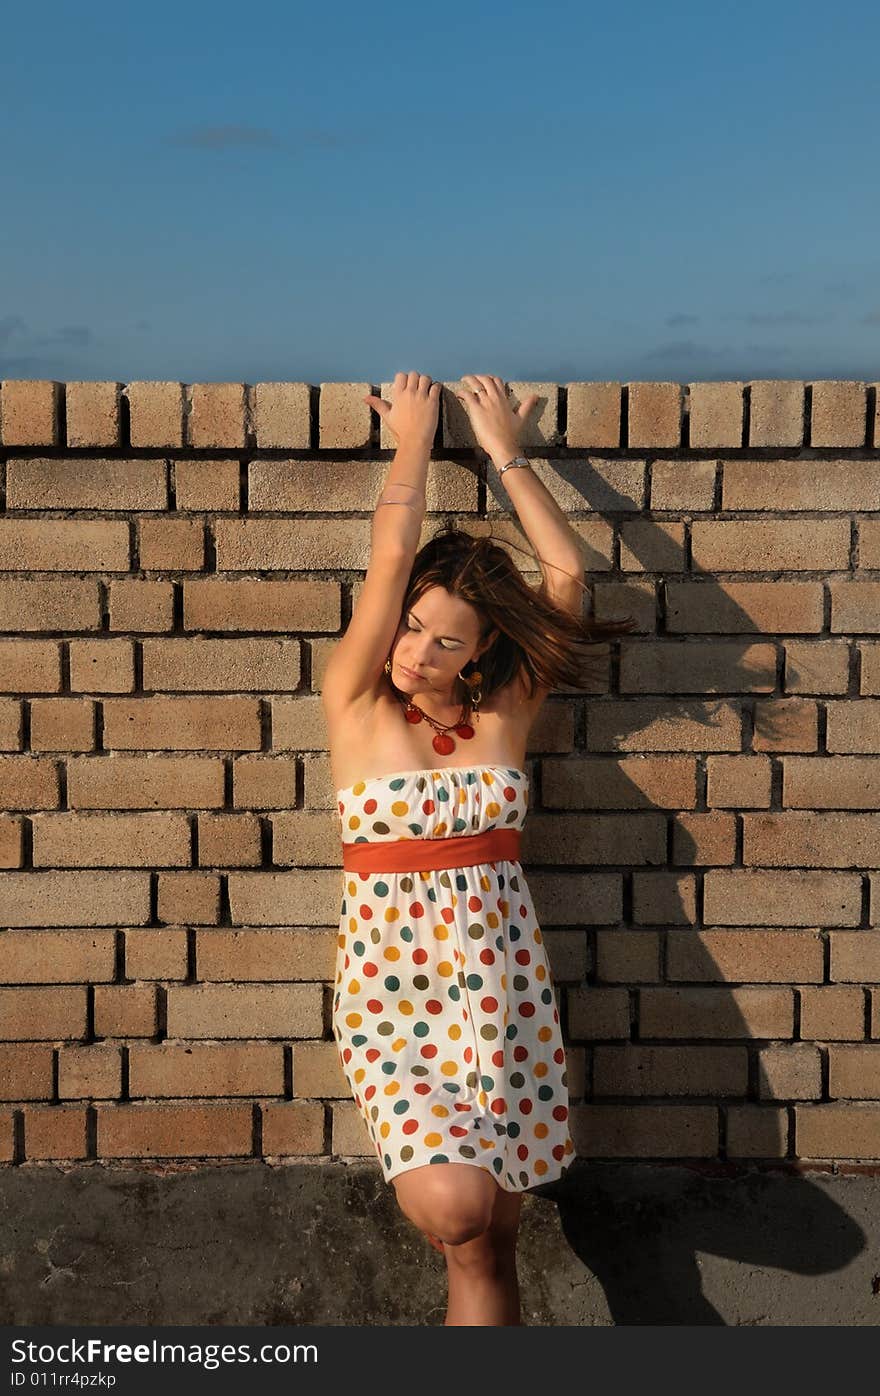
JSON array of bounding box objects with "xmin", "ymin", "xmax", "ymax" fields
[{"xmin": 332, "ymin": 765, "xmax": 575, "ymax": 1193}]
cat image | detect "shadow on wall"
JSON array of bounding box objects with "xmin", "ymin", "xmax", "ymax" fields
[{"xmin": 485, "ymin": 452, "xmax": 868, "ymax": 1322}]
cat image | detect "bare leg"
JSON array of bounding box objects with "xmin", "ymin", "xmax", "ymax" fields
[{"xmin": 443, "ymin": 1185, "xmax": 523, "ymax": 1326}]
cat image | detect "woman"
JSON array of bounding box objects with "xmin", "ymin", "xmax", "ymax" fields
[{"xmin": 322, "ymin": 371, "xmax": 635, "ymax": 1325}]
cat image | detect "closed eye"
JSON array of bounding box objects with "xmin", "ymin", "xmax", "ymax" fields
[{"xmin": 406, "ymin": 622, "xmax": 459, "ymax": 650}]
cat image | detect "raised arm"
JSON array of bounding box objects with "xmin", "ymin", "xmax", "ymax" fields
[{"xmin": 321, "ymin": 372, "xmax": 441, "ymax": 712}]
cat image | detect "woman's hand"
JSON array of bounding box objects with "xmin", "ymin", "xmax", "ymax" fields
[
  {"xmin": 364, "ymin": 371, "xmax": 441, "ymax": 447},
  {"xmin": 455, "ymin": 374, "xmax": 540, "ymax": 461}
]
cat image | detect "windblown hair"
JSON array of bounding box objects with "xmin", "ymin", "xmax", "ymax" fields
[{"xmin": 400, "ymin": 520, "xmax": 638, "ymax": 704}]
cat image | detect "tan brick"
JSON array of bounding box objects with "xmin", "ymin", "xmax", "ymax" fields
[
  {"xmin": 331, "ymin": 1100, "xmax": 375, "ymax": 1159},
  {"xmin": 125, "ymin": 382, "xmax": 185, "ymax": 448},
  {"xmin": 570, "ymin": 1102, "xmax": 717, "ymax": 1157},
  {"xmin": 253, "ymin": 382, "xmax": 311, "ymax": 449},
  {"xmin": 195, "ymin": 928, "xmax": 334, "ymax": 981},
  {"xmin": 831, "ymin": 582, "xmax": 880, "ymax": 634},
  {"xmin": 94, "ymin": 984, "xmax": 157, "ymax": 1037},
  {"xmin": 68, "ymin": 639, "xmax": 135, "ymax": 694},
  {"xmin": 744, "ymin": 811, "xmax": 880, "ymax": 867},
  {"xmin": 541, "ymin": 755, "xmax": 698, "ymax": 810},
  {"xmin": 0, "ymin": 380, "xmax": 60, "ymax": 446},
  {"xmin": 197, "ymin": 814, "xmax": 262, "ymax": 868},
  {"xmin": 667, "ymin": 583, "xmax": 822, "ymax": 635},
  {"xmin": 632, "ymin": 872, "xmax": 697, "ymax": 926},
  {"xmin": 0, "ymin": 578, "xmax": 101, "ymax": 634},
  {"xmin": 292, "ymin": 1040, "xmax": 351, "ymax": 1097},
  {"xmin": 796, "ymin": 1103, "xmax": 880, "ymax": 1158},
  {"xmin": 524, "ymin": 812, "xmax": 665, "ymax": 867},
  {"xmin": 124, "ymin": 928, "xmax": 189, "ymax": 980},
  {"xmin": 231, "ymin": 757, "xmax": 296, "ymax": 810},
  {"xmin": 783, "ymin": 640, "xmax": 850, "ymax": 696},
  {"xmin": 706, "ymin": 755, "xmax": 772, "ymax": 808},
  {"xmin": 752, "ymin": 698, "xmax": 819, "ymax": 753},
  {"xmin": 0, "ymin": 929, "xmax": 116, "ymax": 983},
  {"xmin": 592, "ymin": 581, "xmax": 655, "ymax": 631},
  {"xmin": 24, "ymin": 1105, "xmax": 88, "ymax": 1160},
  {"xmin": 758, "ymin": 1044, "xmax": 821, "ymax": 1099},
  {"xmin": 829, "ymin": 1046, "xmax": 880, "ymax": 1099},
  {"xmin": 261, "ymin": 1100, "xmax": 324, "ymax": 1156},
  {"xmin": 30, "ymin": 698, "xmax": 95, "ymax": 753},
  {"xmin": 726, "ymin": 1104, "xmax": 789, "ymax": 1156},
  {"xmin": 704, "ymin": 870, "xmax": 860, "ymax": 927},
  {"xmin": 58, "ymin": 1043, "xmax": 123, "ymax": 1099},
  {"xmin": 272, "ymin": 810, "xmax": 346, "ymax": 868},
  {"xmin": 173, "ymin": 458, "xmax": 239, "ymax": 510},
  {"xmin": 6, "ymin": 457, "xmax": 165, "ymax": 510},
  {"xmin": 693, "ymin": 518, "xmax": 848, "ymax": 572},
  {"xmin": 858, "ymin": 518, "xmax": 880, "ymax": 569},
  {"xmin": 103, "ymin": 697, "xmax": 261, "ymax": 753},
  {"xmin": 688, "ymin": 381, "xmax": 744, "ymax": 448},
  {"xmin": 66, "ymin": 382, "xmax": 122, "ymax": 448},
  {"xmin": 544, "ymin": 929, "xmax": 589, "ymax": 983},
  {"xmin": 622, "ymin": 639, "xmax": 777, "ymax": 694},
  {"xmin": 166, "ymin": 983, "xmax": 322, "ymax": 1038},
  {"xmin": 141, "ymin": 637, "xmax": 300, "ymax": 693},
  {"xmin": 830, "ymin": 932, "xmax": 880, "ymax": 982},
  {"xmin": 272, "ymin": 692, "xmax": 328, "ymax": 748},
  {"xmin": 250, "ymin": 457, "xmax": 475, "ymax": 516},
  {"xmin": 0, "ymin": 755, "xmax": 60, "ymax": 810},
  {"xmin": 567, "ymin": 986, "xmax": 630, "ymax": 1038},
  {"xmin": 595, "ymin": 930, "xmax": 661, "ymax": 982},
  {"xmin": 593, "ymin": 1044, "xmax": 747, "ymax": 1095},
  {"xmin": 0, "ymin": 986, "xmax": 87, "ymax": 1039},
  {"xmin": 0, "ymin": 699, "xmax": 23, "ymax": 752},
  {"xmin": 108, "ymin": 579, "xmax": 174, "ymax": 632},
  {"xmin": 0, "ymin": 641, "xmax": 60, "ymax": 694},
  {"xmin": 800, "ymin": 986, "xmax": 866, "ymax": 1040},
  {"xmin": 649, "ymin": 458, "xmax": 717, "ymax": 512},
  {"xmin": 0, "ymin": 1044, "xmax": 54, "ymax": 1101},
  {"xmin": 188, "ymin": 383, "xmax": 247, "ymax": 449},
  {"xmin": 0, "ymin": 517, "xmax": 128, "ymax": 569},
  {"xmin": 0, "ymin": 814, "xmax": 23, "ymax": 867},
  {"xmin": 318, "ymin": 382, "xmax": 371, "ymax": 449},
  {"xmin": 0, "ymin": 870, "xmax": 148, "ymax": 927},
  {"xmin": 748, "ymin": 380, "xmax": 805, "ymax": 447},
  {"xmin": 619, "ymin": 520, "xmax": 686, "ymax": 572},
  {"xmin": 627, "ymin": 383, "xmax": 683, "ymax": 447},
  {"xmin": 157, "ymin": 871, "xmax": 221, "ymax": 925},
  {"xmin": 96, "ymin": 1102, "xmax": 253, "ymax": 1157},
  {"xmin": 565, "ymin": 382, "xmax": 622, "ymax": 448},
  {"xmin": 723, "ymin": 458, "xmax": 877, "ymax": 510},
  {"xmin": 859, "ymin": 644, "xmax": 880, "ymax": 695},
  {"xmin": 207, "ymin": 516, "xmax": 369, "ymax": 573},
  {"xmin": 640, "ymin": 987, "xmax": 794, "ymax": 1038},
  {"xmin": 666, "ymin": 930, "xmax": 824, "ymax": 983},
  {"xmin": 587, "ymin": 699, "xmax": 741, "ymax": 752},
  {"xmin": 826, "ymin": 701, "xmax": 880, "ymax": 753},
  {"xmin": 138, "ymin": 515, "xmax": 205, "ymax": 570},
  {"xmin": 810, "ymin": 380, "xmax": 867, "ymax": 447},
  {"xmin": 183, "ymin": 578, "xmax": 337, "ymax": 633},
  {"xmin": 671, "ymin": 812, "xmax": 737, "ymax": 866},
  {"xmin": 31, "ymin": 812, "xmax": 191, "ymax": 867},
  {"xmin": 67, "ymin": 755, "xmax": 224, "ymax": 809},
  {"xmin": 227, "ymin": 867, "xmax": 382, "ymax": 928},
  {"xmin": 0, "ymin": 1110, "xmax": 13, "ymax": 1161},
  {"xmin": 128, "ymin": 1042, "xmax": 283, "ymax": 1097}
]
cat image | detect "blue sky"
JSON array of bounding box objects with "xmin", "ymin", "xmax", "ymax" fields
[{"xmin": 2, "ymin": 0, "xmax": 878, "ymax": 386}]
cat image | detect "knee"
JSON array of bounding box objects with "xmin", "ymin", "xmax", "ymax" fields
[{"xmin": 394, "ymin": 1168, "xmax": 495, "ymax": 1245}]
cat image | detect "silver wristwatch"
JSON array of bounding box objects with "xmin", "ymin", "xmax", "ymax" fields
[{"xmin": 497, "ymin": 454, "xmax": 530, "ymax": 478}]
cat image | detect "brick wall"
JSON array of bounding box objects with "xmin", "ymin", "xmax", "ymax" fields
[{"xmin": 0, "ymin": 375, "xmax": 879, "ymax": 1170}]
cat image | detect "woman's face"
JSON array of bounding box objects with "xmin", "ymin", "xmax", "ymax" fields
[{"xmin": 388, "ymin": 586, "xmax": 497, "ymax": 710}]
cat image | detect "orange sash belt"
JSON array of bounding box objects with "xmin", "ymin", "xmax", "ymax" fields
[{"xmin": 341, "ymin": 825, "xmax": 521, "ymax": 874}]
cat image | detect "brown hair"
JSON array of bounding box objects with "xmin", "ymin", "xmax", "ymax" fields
[{"xmin": 399, "ymin": 520, "xmax": 638, "ymax": 704}]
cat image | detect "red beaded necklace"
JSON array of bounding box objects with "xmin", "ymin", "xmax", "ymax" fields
[{"xmin": 384, "ymin": 661, "xmax": 482, "ymax": 756}]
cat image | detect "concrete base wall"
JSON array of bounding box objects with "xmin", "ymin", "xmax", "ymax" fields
[{"xmin": 1, "ymin": 1160, "xmax": 876, "ymax": 1326}]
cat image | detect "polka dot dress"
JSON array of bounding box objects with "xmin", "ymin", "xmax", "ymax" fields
[{"xmin": 332, "ymin": 764, "xmax": 575, "ymax": 1192}]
